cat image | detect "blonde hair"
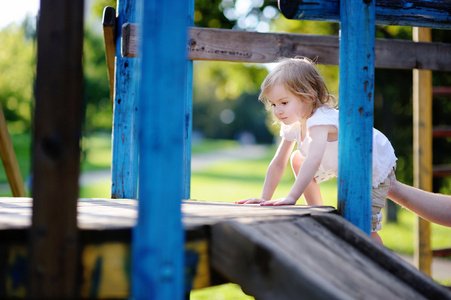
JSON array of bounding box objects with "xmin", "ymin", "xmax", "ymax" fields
[{"xmin": 259, "ymin": 57, "xmax": 336, "ymax": 115}]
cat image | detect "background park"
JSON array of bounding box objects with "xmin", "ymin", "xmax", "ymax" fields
[{"xmin": 0, "ymin": 0, "xmax": 450, "ymax": 298}]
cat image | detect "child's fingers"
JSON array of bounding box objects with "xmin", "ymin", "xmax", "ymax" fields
[
  {"xmin": 260, "ymin": 200, "xmax": 276, "ymax": 206},
  {"xmin": 235, "ymin": 198, "xmax": 262, "ymax": 204}
]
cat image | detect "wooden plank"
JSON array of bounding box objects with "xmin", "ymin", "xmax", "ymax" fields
[
  {"xmin": 337, "ymin": 0, "xmax": 374, "ymax": 234},
  {"xmin": 0, "ymin": 233, "xmax": 214, "ymax": 298},
  {"xmin": 291, "ymin": 218, "xmax": 427, "ymax": 299},
  {"xmin": 0, "ymin": 105, "xmax": 26, "ymax": 197},
  {"xmin": 210, "ymin": 220, "xmax": 346, "ymax": 300},
  {"xmin": 278, "ymin": 0, "xmax": 451, "ymax": 30},
  {"xmin": 413, "ymin": 27, "xmax": 432, "ymax": 277},
  {"xmin": 183, "ymin": 0, "xmax": 195, "ymax": 199},
  {"xmin": 432, "ymin": 248, "xmax": 451, "ymax": 258},
  {"xmin": 122, "ymin": 25, "xmax": 451, "ymax": 71},
  {"xmin": 102, "ymin": 6, "xmax": 116, "ymax": 105},
  {"xmin": 211, "ymin": 219, "xmax": 432, "ymax": 299},
  {"xmin": 110, "ymin": 0, "xmax": 138, "ymax": 199},
  {"xmin": 133, "ymin": 0, "xmax": 189, "ymax": 298},
  {"xmin": 0, "ymin": 198, "xmax": 335, "ymax": 230},
  {"xmin": 30, "ymin": 0, "xmax": 84, "ymax": 297},
  {"xmin": 312, "ymin": 213, "xmax": 451, "ymax": 300}
]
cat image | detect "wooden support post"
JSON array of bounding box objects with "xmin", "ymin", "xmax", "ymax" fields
[
  {"xmin": 111, "ymin": 0, "xmax": 138, "ymax": 199},
  {"xmin": 29, "ymin": 0, "xmax": 84, "ymax": 297},
  {"xmin": 337, "ymin": 0, "xmax": 375, "ymax": 234},
  {"xmin": 183, "ymin": 1, "xmax": 194, "ymax": 199},
  {"xmin": 102, "ymin": 6, "xmax": 116, "ymax": 105},
  {"xmin": 278, "ymin": 0, "xmax": 451, "ymax": 30},
  {"xmin": 413, "ymin": 27, "xmax": 432, "ymax": 276},
  {"xmin": 0, "ymin": 105, "xmax": 26, "ymax": 197},
  {"xmin": 132, "ymin": 0, "xmax": 188, "ymax": 298}
]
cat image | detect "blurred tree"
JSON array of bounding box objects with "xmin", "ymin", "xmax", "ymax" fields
[
  {"xmin": 83, "ymin": 27, "xmax": 112, "ymax": 133},
  {"xmin": 0, "ymin": 21, "xmax": 36, "ymax": 133}
]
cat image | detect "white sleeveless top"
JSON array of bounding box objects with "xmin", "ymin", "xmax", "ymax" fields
[{"xmin": 280, "ymin": 107, "xmax": 397, "ymax": 188}]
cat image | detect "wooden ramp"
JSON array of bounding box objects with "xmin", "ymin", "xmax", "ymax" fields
[
  {"xmin": 211, "ymin": 214, "xmax": 451, "ymax": 300},
  {"xmin": 1, "ymin": 198, "xmax": 450, "ymax": 299}
]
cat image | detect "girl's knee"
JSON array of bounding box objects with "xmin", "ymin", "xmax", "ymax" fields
[{"xmin": 291, "ymin": 150, "xmax": 303, "ymax": 175}]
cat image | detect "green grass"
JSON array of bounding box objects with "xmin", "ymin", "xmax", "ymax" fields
[
  {"xmin": 80, "ymin": 132, "xmax": 113, "ymax": 171},
  {"xmin": 191, "ymin": 139, "xmax": 239, "ymax": 154},
  {"xmin": 0, "ymin": 133, "xmax": 31, "ymax": 186},
  {"xmin": 0, "ymin": 132, "xmax": 113, "ymax": 197}
]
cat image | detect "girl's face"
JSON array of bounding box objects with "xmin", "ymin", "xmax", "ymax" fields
[{"xmin": 266, "ymin": 83, "xmax": 310, "ymax": 125}]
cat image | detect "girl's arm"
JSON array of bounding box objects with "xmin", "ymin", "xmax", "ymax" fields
[
  {"xmin": 261, "ymin": 125, "xmax": 331, "ymax": 206},
  {"xmin": 235, "ymin": 138, "xmax": 294, "ymax": 204}
]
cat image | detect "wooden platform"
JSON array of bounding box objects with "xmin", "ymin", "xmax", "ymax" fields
[{"xmin": 1, "ymin": 198, "xmax": 450, "ymax": 299}]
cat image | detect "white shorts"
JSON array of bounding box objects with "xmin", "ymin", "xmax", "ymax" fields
[{"xmin": 371, "ymin": 168, "xmax": 395, "ymax": 232}]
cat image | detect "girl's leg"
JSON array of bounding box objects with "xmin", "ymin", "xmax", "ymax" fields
[
  {"xmin": 291, "ymin": 150, "xmax": 323, "ymax": 205},
  {"xmin": 371, "ymin": 232, "xmax": 383, "ymax": 245}
]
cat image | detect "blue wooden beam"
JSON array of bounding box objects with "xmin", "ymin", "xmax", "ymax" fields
[
  {"xmin": 278, "ymin": 0, "xmax": 451, "ymax": 30},
  {"xmin": 183, "ymin": 1, "xmax": 194, "ymax": 199},
  {"xmin": 132, "ymin": 0, "xmax": 188, "ymax": 299},
  {"xmin": 110, "ymin": 0, "xmax": 138, "ymax": 199},
  {"xmin": 337, "ymin": 0, "xmax": 375, "ymax": 235}
]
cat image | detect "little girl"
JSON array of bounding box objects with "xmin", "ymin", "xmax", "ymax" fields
[{"xmin": 235, "ymin": 57, "xmax": 397, "ymax": 244}]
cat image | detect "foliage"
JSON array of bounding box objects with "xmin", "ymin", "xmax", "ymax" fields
[
  {"xmin": 0, "ymin": 23, "xmax": 36, "ymax": 133},
  {"xmin": 91, "ymin": 0, "xmax": 116, "ymax": 17},
  {"xmin": 82, "ymin": 27, "xmax": 113, "ymax": 133}
]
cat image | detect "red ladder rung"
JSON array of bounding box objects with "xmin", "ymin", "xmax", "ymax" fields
[
  {"xmin": 433, "ymin": 126, "xmax": 451, "ymax": 138},
  {"xmin": 433, "ymin": 87, "xmax": 451, "ymax": 97}
]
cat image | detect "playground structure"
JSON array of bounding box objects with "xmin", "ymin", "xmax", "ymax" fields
[{"xmin": 0, "ymin": 0, "xmax": 451, "ymax": 299}]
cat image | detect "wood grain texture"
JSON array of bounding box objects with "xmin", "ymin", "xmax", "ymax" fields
[
  {"xmin": 122, "ymin": 25, "xmax": 451, "ymax": 71},
  {"xmin": 1, "ymin": 199, "xmax": 450, "ymax": 298},
  {"xmin": 413, "ymin": 27, "xmax": 433, "ymax": 277},
  {"xmin": 278, "ymin": 0, "xmax": 451, "ymax": 29},
  {"xmin": 102, "ymin": 6, "xmax": 116, "ymax": 104},
  {"xmin": 312, "ymin": 213, "xmax": 451, "ymax": 300},
  {"xmin": 110, "ymin": 0, "xmax": 138, "ymax": 199},
  {"xmin": 30, "ymin": 0, "xmax": 84, "ymax": 297},
  {"xmin": 133, "ymin": 0, "xmax": 189, "ymax": 298},
  {"xmin": 337, "ymin": 0, "xmax": 375, "ymax": 234},
  {"xmin": 211, "ymin": 218, "xmax": 438, "ymax": 299}
]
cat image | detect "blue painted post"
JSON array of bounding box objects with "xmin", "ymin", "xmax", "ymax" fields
[
  {"xmin": 111, "ymin": 0, "xmax": 138, "ymax": 199},
  {"xmin": 337, "ymin": 0, "xmax": 375, "ymax": 234},
  {"xmin": 183, "ymin": 1, "xmax": 194, "ymax": 199},
  {"xmin": 132, "ymin": 0, "xmax": 188, "ymax": 299}
]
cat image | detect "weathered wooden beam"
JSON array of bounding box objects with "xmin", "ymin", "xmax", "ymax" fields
[
  {"xmin": 278, "ymin": 0, "xmax": 451, "ymax": 30},
  {"xmin": 30, "ymin": 0, "xmax": 84, "ymax": 297},
  {"xmin": 110, "ymin": 0, "xmax": 138, "ymax": 199},
  {"xmin": 133, "ymin": 0, "xmax": 189, "ymax": 298},
  {"xmin": 122, "ymin": 25, "xmax": 451, "ymax": 71},
  {"xmin": 183, "ymin": 1, "xmax": 195, "ymax": 199},
  {"xmin": 0, "ymin": 105, "xmax": 26, "ymax": 197},
  {"xmin": 102, "ymin": 6, "xmax": 116, "ymax": 105},
  {"xmin": 413, "ymin": 27, "xmax": 433, "ymax": 276},
  {"xmin": 312, "ymin": 213, "xmax": 451, "ymax": 300},
  {"xmin": 337, "ymin": 0, "xmax": 375, "ymax": 234}
]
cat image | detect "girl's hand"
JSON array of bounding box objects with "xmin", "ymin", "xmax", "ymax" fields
[
  {"xmin": 260, "ymin": 196, "xmax": 297, "ymax": 206},
  {"xmin": 235, "ymin": 198, "xmax": 266, "ymax": 204}
]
